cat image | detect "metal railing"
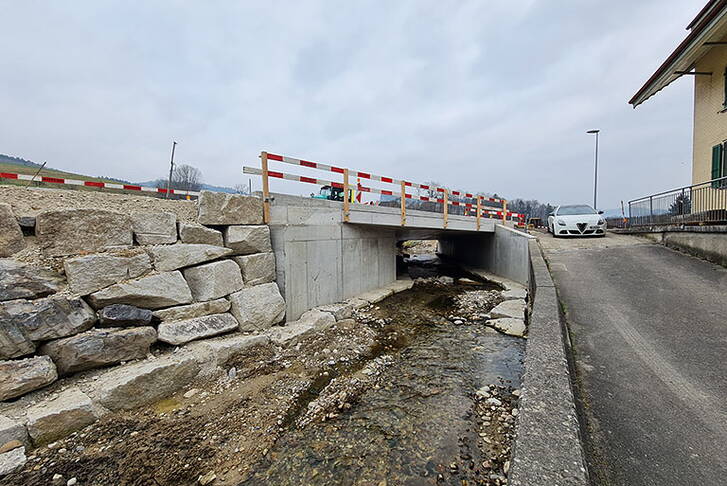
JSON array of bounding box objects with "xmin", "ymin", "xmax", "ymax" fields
[{"xmin": 628, "ymin": 175, "xmax": 727, "ymax": 226}]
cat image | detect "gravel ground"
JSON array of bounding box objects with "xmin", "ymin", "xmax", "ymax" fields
[{"xmin": 0, "ymin": 186, "xmax": 198, "ymax": 221}]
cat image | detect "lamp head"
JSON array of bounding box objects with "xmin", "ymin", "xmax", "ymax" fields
[{"xmin": 586, "ymin": 129, "xmax": 600, "ymax": 134}]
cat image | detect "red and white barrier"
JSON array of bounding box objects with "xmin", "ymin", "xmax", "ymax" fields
[{"xmin": 0, "ymin": 172, "xmax": 200, "ymax": 197}]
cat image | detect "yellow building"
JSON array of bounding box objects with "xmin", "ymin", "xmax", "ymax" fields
[{"xmin": 631, "ymin": 0, "xmax": 727, "ymax": 191}]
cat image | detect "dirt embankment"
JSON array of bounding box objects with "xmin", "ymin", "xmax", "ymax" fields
[{"xmin": 0, "ymin": 186, "xmax": 197, "ymax": 221}]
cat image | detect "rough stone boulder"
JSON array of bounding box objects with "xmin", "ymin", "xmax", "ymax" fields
[
  {"xmin": 490, "ymin": 299, "xmax": 526, "ymax": 320},
  {"xmin": 487, "ymin": 318, "xmax": 527, "ymax": 338},
  {"xmin": 0, "ymin": 323, "xmax": 35, "ymax": 360},
  {"xmin": 178, "ymin": 222, "xmax": 223, "ymax": 246},
  {"xmin": 223, "ymin": 225, "xmax": 271, "ymax": 255},
  {"xmin": 0, "ymin": 356, "xmax": 57, "ymax": 401},
  {"xmin": 87, "ymin": 271, "xmax": 193, "ymax": 310},
  {"xmin": 197, "ymin": 191, "xmax": 263, "ymax": 225},
  {"xmin": 266, "ymin": 309, "xmax": 335, "ymax": 345},
  {"xmin": 229, "ymin": 283, "xmax": 285, "ymax": 331},
  {"xmin": 40, "ymin": 327, "xmax": 157, "ymax": 375},
  {"xmin": 157, "ymin": 313, "xmax": 238, "ymax": 345},
  {"xmin": 0, "ymin": 446, "xmax": 26, "ymax": 476},
  {"xmin": 0, "ymin": 416, "xmax": 29, "ymax": 449},
  {"xmin": 131, "ymin": 212, "xmax": 177, "ymax": 245},
  {"xmin": 0, "ymin": 260, "xmax": 65, "ymax": 302},
  {"xmin": 36, "ymin": 209, "xmax": 133, "ymax": 256},
  {"xmin": 502, "ymin": 288, "xmax": 527, "ymax": 300},
  {"xmin": 148, "ymin": 244, "xmax": 233, "ymax": 272},
  {"xmin": 153, "ymin": 298, "xmax": 230, "ymax": 322},
  {"xmin": 90, "ymin": 355, "xmax": 200, "ymax": 411},
  {"xmin": 186, "ymin": 334, "xmax": 269, "ymax": 375},
  {"xmin": 316, "ymin": 299, "xmax": 368, "ymax": 320},
  {"xmin": 25, "ymin": 388, "xmax": 101, "ymax": 445},
  {"xmin": 0, "ymin": 203, "xmax": 25, "ymax": 257},
  {"xmin": 234, "ymin": 252, "xmax": 276, "ymax": 286},
  {"xmin": 64, "ymin": 250, "xmax": 151, "ymax": 296},
  {"xmin": 0, "ymin": 297, "xmax": 96, "ymax": 357},
  {"xmin": 182, "ymin": 260, "xmax": 243, "ymax": 302},
  {"xmin": 98, "ymin": 304, "xmax": 152, "ymax": 327}
]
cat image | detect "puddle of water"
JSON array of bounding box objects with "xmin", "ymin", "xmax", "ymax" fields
[
  {"xmin": 242, "ymin": 282, "xmax": 524, "ymax": 485},
  {"xmin": 153, "ymin": 397, "xmax": 182, "ymax": 414}
]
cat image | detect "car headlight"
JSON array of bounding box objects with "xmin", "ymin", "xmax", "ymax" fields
[
  {"xmin": 557, "ymin": 219, "xmax": 566, "ymax": 226},
  {"xmin": 597, "ymin": 219, "xmax": 605, "ymax": 225}
]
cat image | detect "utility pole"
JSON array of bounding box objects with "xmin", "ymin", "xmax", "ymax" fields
[
  {"xmin": 587, "ymin": 130, "xmax": 600, "ymax": 209},
  {"xmin": 165, "ymin": 141, "xmax": 177, "ymax": 199}
]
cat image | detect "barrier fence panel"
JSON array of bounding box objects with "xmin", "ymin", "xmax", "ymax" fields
[
  {"xmin": 628, "ymin": 175, "xmax": 727, "ymax": 226},
  {"xmin": 244, "ymin": 151, "xmax": 525, "ymax": 228}
]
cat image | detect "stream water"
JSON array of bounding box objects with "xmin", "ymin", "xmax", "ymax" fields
[{"xmin": 241, "ymin": 271, "xmax": 525, "ymax": 485}]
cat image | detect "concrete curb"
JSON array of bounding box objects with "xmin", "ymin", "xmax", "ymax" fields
[{"xmin": 508, "ymin": 239, "xmax": 589, "ymax": 485}]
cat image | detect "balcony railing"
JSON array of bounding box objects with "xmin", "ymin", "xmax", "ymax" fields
[{"xmin": 628, "ymin": 175, "xmax": 727, "ymax": 226}]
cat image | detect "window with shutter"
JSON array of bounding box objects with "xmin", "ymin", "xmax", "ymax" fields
[{"xmin": 712, "ymin": 144, "xmax": 723, "ymax": 188}]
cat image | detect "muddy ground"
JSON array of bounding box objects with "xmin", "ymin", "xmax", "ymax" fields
[{"xmin": 2, "ymin": 280, "xmax": 524, "ymax": 486}]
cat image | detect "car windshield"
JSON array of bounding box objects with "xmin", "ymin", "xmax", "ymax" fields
[{"xmin": 558, "ymin": 205, "xmax": 596, "ymax": 215}]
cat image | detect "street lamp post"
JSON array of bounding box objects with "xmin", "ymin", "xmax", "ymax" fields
[
  {"xmin": 166, "ymin": 141, "xmax": 177, "ymax": 199},
  {"xmin": 587, "ymin": 129, "xmax": 600, "ymax": 209}
]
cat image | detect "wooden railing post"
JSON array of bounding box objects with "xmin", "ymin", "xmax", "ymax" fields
[
  {"xmin": 400, "ymin": 180, "xmax": 407, "ymax": 226},
  {"xmin": 443, "ymin": 189, "xmax": 449, "ymax": 229},
  {"xmin": 260, "ymin": 151, "xmax": 271, "ymax": 224},
  {"xmin": 502, "ymin": 199, "xmax": 507, "ymax": 224},
  {"xmin": 343, "ymin": 168, "xmax": 350, "ymax": 223},
  {"xmin": 476, "ymin": 196, "xmax": 481, "ymax": 231}
]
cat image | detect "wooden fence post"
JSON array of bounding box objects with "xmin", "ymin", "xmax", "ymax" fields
[
  {"xmin": 476, "ymin": 196, "xmax": 481, "ymax": 231},
  {"xmin": 443, "ymin": 190, "xmax": 449, "ymax": 229},
  {"xmin": 343, "ymin": 168, "xmax": 350, "ymax": 223},
  {"xmin": 400, "ymin": 181, "xmax": 407, "ymax": 226},
  {"xmin": 261, "ymin": 151, "xmax": 271, "ymax": 224},
  {"xmin": 502, "ymin": 199, "xmax": 507, "ymax": 225}
]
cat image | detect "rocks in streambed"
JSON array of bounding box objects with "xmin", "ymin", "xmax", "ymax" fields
[
  {"xmin": 182, "ymin": 260, "xmax": 243, "ymax": 302},
  {"xmin": 0, "ymin": 260, "xmax": 65, "ymax": 302},
  {"xmin": 64, "ymin": 250, "xmax": 151, "ymax": 296},
  {"xmin": 229, "ymin": 283, "xmax": 285, "ymax": 331},
  {"xmin": 39, "ymin": 327, "xmax": 157, "ymax": 375},
  {"xmin": 90, "ymin": 355, "xmax": 200, "ymax": 411},
  {"xmin": 265, "ymin": 310, "xmax": 336, "ymax": 345},
  {"xmin": 98, "ymin": 304, "xmax": 152, "ymax": 327},
  {"xmin": 25, "ymin": 388, "xmax": 101, "ymax": 445},
  {"xmin": 87, "ymin": 271, "xmax": 192, "ymax": 310},
  {"xmin": 36, "ymin": 209, "xmax": 133, "ymax": 256},
  {"xmin": 148, "ymin": 243, "xmax": 233, "ymax": 272},
  {"xmin": 157, "ymin": 314, "xmax": 238, "ymax": 345},
  {"xmin": 490, "ymin": 299, "xmax": 526, "ymax": 320},
  {"xmin": 152, "ymin": 298, "xmax": 230, "ymax": 322},
  {"xmin": 487, "ymin": 318, "xmax": 527, "ymax": 338},
  {"xmin": 501, "ymin": 287, "xmax": 527, "ymax": 300},
  {"xmin": 0, "ymin": 203, "xmax": 26, "ymax": 257},
  {"xmin": 0, "ymin": 356, "xmax": 57, "ymax": 401}
]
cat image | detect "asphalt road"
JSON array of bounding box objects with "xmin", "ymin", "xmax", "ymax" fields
[{"xmin": 538, "ymin": 231, "xmax": 727, "ymax": 486}]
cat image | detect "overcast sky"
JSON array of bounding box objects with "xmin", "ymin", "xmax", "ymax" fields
[{"xmin": 0, "ymin": 1, "xmax": 705, "ymax": 209}]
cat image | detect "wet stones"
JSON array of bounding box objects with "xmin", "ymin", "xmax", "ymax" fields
[
  {"xmin": 0, "ymin": 356, "xmax": 57, "ymax": 401},
  {"xmin": 0, "ymin": 260, "xmax": 65, "ymax": 303},
  {"xmin": 39, "ymin": 327, "xmax": 157, "ymax": 375},
  {"xmin": 130, "ymin": 212, "xmax": 177, "ymax": 245},
  {"xmin": 501, "ymin": 288, "xmax": 527, "ymax": 300},
  {"xmin": 234, "ymin": 252, "xmax": 276, "ymax": 286},
  {"xmin": 98, "ymin": 304, "xmax": 152, "ymax": 327},
  {"xmin": 197, "ymin": 191, "xmax": 263, "ymax": 225},
  {"xmin": 490, "ymin": 299, "xmax": 526, "ymax": 320},
  {"xmin": 177, "ymin": 222, "xmax": 223, "ymax": 246},
  {"xmin": 148, "ymin": 243, "xmax": 233, "ymax": 272},
  {"xmin": 87, "ymin": 271, "xmax": 193, "ymax": 310},
  {"xmin": 63, "ymin": 250, "xmax": 151, "ymax": 296},
  {"xmin": 223, "ymin": 225, "xmax": 271, "ymax": 255},
  {"xmin": 487, "ymin": 318, "xmax": 526, "ymax": 338},
  {"xmin": 182, "ymin": 260, "xmax": 243, "ymax": 302},
  {"xmin": 228, "ymin": 283, "xmax": 285, "ymax": 331},
  {"xmin": 36, "ymin": 209, "xmax": 133, "ymax": 256},
  {"xmin": 25, "ymin": 388, "xmax": 100, "ymax": 445},
  {"xmin": 157, "ymin": 313, "xmax": 238, "ymax": 345},
  {"xmin": 0, "ymin": 203, "xmax": 25, "ymax": 257}
]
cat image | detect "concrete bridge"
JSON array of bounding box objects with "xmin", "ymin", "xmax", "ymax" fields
[{"xmin": 267, "ymin": 193, "xmax": 533, "ymax": 320}]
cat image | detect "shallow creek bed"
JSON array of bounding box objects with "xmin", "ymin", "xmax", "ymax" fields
[{"xmin": 1, "ymin": 279, "xmax": 525, "ymax": 486}]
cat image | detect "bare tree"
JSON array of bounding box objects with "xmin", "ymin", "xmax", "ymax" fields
[{"xmin": 170, "ymin": 164, "xmax": 203, "ymax": 192}]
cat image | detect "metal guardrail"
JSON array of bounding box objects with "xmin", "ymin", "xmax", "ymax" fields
[
  {"xmin": 628, "ymin": 175, "xmax": 727, "ymax": 226},
  {"xmin": 243, "ymin": 151, "xmax": 525, "ymax": 228}
]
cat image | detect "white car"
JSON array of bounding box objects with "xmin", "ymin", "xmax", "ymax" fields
[{"xmin": 547, "ymin": 204, "xmax": 606, "ymax": 237}]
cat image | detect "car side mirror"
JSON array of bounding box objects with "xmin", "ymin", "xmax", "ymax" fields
[
  {"xmin": 598, "ymin": 210, "xmax": 604, "ymax": 215},
  {"xmin": 548, "ymin": 213, "xmax": 554, "ymax": 217}
]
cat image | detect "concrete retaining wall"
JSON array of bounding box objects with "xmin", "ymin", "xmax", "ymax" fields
[
  {"xmin": 268, "ymin": 194, "xmax": 397, "ymax": 320},
  {"xmin": 508, "ymin": 239, "xmax": 588, "ymax": 485},
  {"xmin": 615, "ymin": 226, "xmax": 727, "ymax": 267}
]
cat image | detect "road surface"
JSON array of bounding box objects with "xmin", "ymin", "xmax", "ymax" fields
[{"xmin": 538, "ymin": 231, "xmax": 727, "ymax": 486}]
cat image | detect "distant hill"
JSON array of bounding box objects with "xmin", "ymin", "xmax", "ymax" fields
[{"xmin": 0, "ymin": 153, "xmax": 46, "ymax": 169}]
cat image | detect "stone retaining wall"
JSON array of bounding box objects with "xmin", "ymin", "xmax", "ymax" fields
[{"xmin": 0, "ymin": 190, "xmax": 284, "ymax": 414}]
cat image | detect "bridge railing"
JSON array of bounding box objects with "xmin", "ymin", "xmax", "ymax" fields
[{"xmin": 243, "ymin": 151, "xmax": 524, "ymax": 228}]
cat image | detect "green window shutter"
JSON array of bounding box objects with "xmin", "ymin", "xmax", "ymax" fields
[{"xmin": 711, "ymin": 144, "xmax": 723, "ymax": 188}]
